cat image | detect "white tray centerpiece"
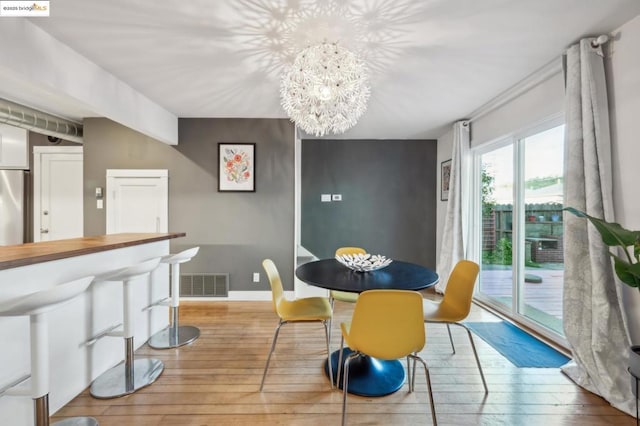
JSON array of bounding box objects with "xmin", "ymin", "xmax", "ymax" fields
[{"xmin": 335, "ymin": 253, "xmax": 392, "ymax": 272}]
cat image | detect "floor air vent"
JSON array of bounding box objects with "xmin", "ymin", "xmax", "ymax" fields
[{"xmin": 180, "ymin": 273, "xmax": 229, "ymax": 297}]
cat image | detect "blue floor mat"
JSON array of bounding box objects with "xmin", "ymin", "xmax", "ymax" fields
[{"xmin": 465, "ymin": 321, "xmax": 570, "ymax": 368}]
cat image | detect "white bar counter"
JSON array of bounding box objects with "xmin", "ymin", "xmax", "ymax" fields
[{"xmin": 0, "ymin": 233, "xmax": 185, "ymax": 425}]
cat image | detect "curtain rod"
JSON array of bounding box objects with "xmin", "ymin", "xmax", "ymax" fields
[
  {"xmin": 467, "ymin": 58, "xmax": 562, "ymax": 123},
  {"xmin": 467, "ymin": 34, "xmax": 610, "ymax": 124}
]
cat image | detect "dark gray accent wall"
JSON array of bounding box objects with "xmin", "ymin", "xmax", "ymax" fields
[
  {"xmin": 83, "ymin": 117, "xmax": 295, "ymax": 291},
  {"xmin": 301, "ymin": 139, "xmax": 437, "ymax": 268}
]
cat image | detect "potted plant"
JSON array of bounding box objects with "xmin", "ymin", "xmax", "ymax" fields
[{"xmin": 565, "ymin": 207, "xmax": 640, "ymax": 393}]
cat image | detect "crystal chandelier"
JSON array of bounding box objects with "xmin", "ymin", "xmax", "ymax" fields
[{"xmin": 280, "ymin": 41, "xmax": 370, "ymax": 137}]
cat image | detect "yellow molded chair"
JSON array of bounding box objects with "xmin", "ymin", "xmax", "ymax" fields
[
  {"xmin": 330, "ymin": 247, "xmax": 367, "ymax": 306},
  {"xmin": 338, "ymin": 290, "xmax": 437, "ymax": 426},
  {"xmin": 423, "ymin": 259, "xmax": 488, "ymax": 394},
  {"xmin": 260, "ymin": 259, "xmax": 334, "ymax": 390}
]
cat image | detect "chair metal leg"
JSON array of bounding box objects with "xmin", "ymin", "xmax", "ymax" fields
[
  {"xmin": 342, "ymin": 352, "xmax": 358, "ymax": 426},
  {"xmin": 409, "ymin": 354, "xmax": 437, "ymax": 425},
  {"xmin": 328, "ymin": 297, "xmax": 335, "ymax": 343},
  {"xmin": 260, "ymin": 320, "xmax": 284, "ymax": 391},
  {"xmin": 410, "ymin": 355, "xmax": 417, "ymax": 392},
  {"xmin": 336, "ymin": 335, "xmax": 345, "ymax": 387},
  {"xmin": 446, "ymin": 324, "xmax": 456, "ymax": 354},
  {"xmin": 406, "ymin": 356, "xmax": 412, "ymax": 392},
  {"xmin": 323, "ymin": 320, "xmax": 334, "ymax": 388},
  {"xmin": 458, "ymin": 323, "xmax": 488, "ymax": 394}
]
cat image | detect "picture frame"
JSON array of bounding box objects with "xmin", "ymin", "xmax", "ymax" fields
[
  {"xmin": 218, "ymin": 143, "xmax": 256, "ymax": 192},
  {"xmin": 441, "ymin": 159, "xmax": 452, "ymax": 201}
]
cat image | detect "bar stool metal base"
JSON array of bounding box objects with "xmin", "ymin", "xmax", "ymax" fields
[
  {"xmin": 89, "ymin": 358, "xmax": 164, "ymax": 399},
  {"xmin": 53, "ymin": 417, "xmax": 99, "ymax": 426},
  {"xmin": 34, "ymin": 394, "xmax": 98, "ymax": 426},
  {"xmin": 147, "ymin": 325, "xmax": 200, "ymax": 349}
]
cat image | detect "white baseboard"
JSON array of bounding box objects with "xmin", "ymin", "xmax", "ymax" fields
[{"xmin": 180, "ymin": 291, "xmax": 295, "ymax": 302}]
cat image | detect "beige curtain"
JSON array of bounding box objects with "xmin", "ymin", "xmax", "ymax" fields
[
  {"xmin": 436, "ymin": 121, "xmax": 470, "ymax": 292},
  {"xmin": 562, "ymin": 38, "xmax": 633, "ymax": 415}
]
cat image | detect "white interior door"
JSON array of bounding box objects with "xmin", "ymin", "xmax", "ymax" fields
[
  {"xmin": 106, "ymin": 169, "xmax": 168, "ymax": 234},
  {"xmin": 33, "ymin": 146, "xmax": 83, "ymax": 242}
]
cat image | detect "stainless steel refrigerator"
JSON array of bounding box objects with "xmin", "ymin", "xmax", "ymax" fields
[{"xmin": 0, "ymin": 169, "xmax": 27, "ymax": 245}]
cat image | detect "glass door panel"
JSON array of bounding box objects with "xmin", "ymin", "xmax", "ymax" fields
[
  {"xmin": 479, "ymin": 144, "xmax": 514, "ymax": 311},
  {"xmin": 476, "ymin": 123, "xmax": 565, "ymax": 341},
  {"xmin": 520, "ymin": 125, "xmax": 565, "ymax": 334}
]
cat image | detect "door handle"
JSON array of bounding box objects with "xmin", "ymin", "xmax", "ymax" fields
[{"xmin": 41, "ymin": 229, "xmax": 49, "ymax": 234}]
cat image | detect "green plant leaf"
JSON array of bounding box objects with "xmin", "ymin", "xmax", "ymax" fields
[
  {"xmin": 564, "ymin": 207, "xmax": 640, "ymax": 248},
  {"xmin": 612, "ymin": 255, "xmax": 640, "ymax": 287}
]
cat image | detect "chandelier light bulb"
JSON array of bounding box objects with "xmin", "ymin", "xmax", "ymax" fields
[
  {"xmin": 280, "ymin": 41, "xmax": 370, "ymax": 137},
  {"xmin": 315, "ymin": 84, "xmax": 333, "ymax": 101}
]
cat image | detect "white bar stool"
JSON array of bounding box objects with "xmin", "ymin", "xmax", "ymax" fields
[
  {"xmin": 147, "ymin": 247, "xmax": 200, "ymax": 349},
  {"xmin": 89, "ymin": 258, "xmax": 163, "ymax": 399},
  {"xmin": 0, "ymin": 276, "xmax": 97, "ymax": 426}
]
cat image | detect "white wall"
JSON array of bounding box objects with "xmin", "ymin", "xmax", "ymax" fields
[
  {"xmin": 608, "ymin": 15, "xmax": 640, "ymax": 343},
  {"xmin": 609, "ymin": 14, "xmax": 640, "ymax": 240}
]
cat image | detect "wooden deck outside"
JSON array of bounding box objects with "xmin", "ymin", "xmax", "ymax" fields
[{"xmin": 480, "ymin": 267, "xmax": 564, "ymax": 322}]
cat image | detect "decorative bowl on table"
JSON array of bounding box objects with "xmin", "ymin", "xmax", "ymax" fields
[{"xmin": 335, "ymin": 253, "xmax": 393, "ymax": 272}]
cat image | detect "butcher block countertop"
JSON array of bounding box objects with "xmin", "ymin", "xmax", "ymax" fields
[{"xmin": 0, "ymin": 233, "xmax": 186, "ymax": 270}]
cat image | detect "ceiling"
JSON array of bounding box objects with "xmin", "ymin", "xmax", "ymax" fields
[{"xmin": 12, "ymin": 0, "xmax": 640, "ymax": 140}]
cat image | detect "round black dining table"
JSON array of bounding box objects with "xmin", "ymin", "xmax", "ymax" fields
[{"xmin": 295, "ymin": 258, "xmax": 439, "ymax": 397}]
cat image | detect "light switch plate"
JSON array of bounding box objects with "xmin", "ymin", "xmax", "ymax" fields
[{"xmin": 332, "ymin": 194, "xmax": 342, "ymax": 201}]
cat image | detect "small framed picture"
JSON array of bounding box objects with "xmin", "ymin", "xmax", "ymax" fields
[
  {"xmin": 441, "ymin": 159, "xmax": 452, "ymax": 201},
  {"xmin": 218, "ymin": 143, "xmax": 256, "ymax": 192}
]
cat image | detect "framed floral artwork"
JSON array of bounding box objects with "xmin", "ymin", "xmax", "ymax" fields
[
  {"xmin": 218, "ymin": 143, "xmax": 256, "ymax": 192},
  {"xmin": 441, "ymin": 159, "xmax": 451, "ymax": 201}
]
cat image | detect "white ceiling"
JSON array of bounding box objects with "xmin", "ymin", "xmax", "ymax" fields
[{"xmin": 14, "ymin": 0, "xmax": 640, "ymax": 140}]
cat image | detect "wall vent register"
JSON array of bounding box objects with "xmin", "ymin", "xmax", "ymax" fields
[{"xmin": 180, "ymin": 273, "xmax": 229, "ymax": 297}]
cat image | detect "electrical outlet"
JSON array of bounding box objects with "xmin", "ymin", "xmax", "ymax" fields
[
  {"xmin": 253, "ymin": 272, "xmax": 260, "ymax": 283},
  {"xmin": 321, "ymin": 194, "xmax": 331, "ymax": 202},
  {"xmin": 332, "ymin": 194, "xmax": 342, "ymax": 201}
]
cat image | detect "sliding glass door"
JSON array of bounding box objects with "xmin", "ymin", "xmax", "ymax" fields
[
  {"xmin": 476, "ymin": 121, "xmax": 565, "ymax": 340},
  {"xmin": 479, "ymin": 143, "xmax": 514, "ymax": 311}
]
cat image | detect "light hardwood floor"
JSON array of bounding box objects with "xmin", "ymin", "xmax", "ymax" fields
[{"xmin": 53, "ymin": 297, "xmax": 635, "ymax": 425}]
